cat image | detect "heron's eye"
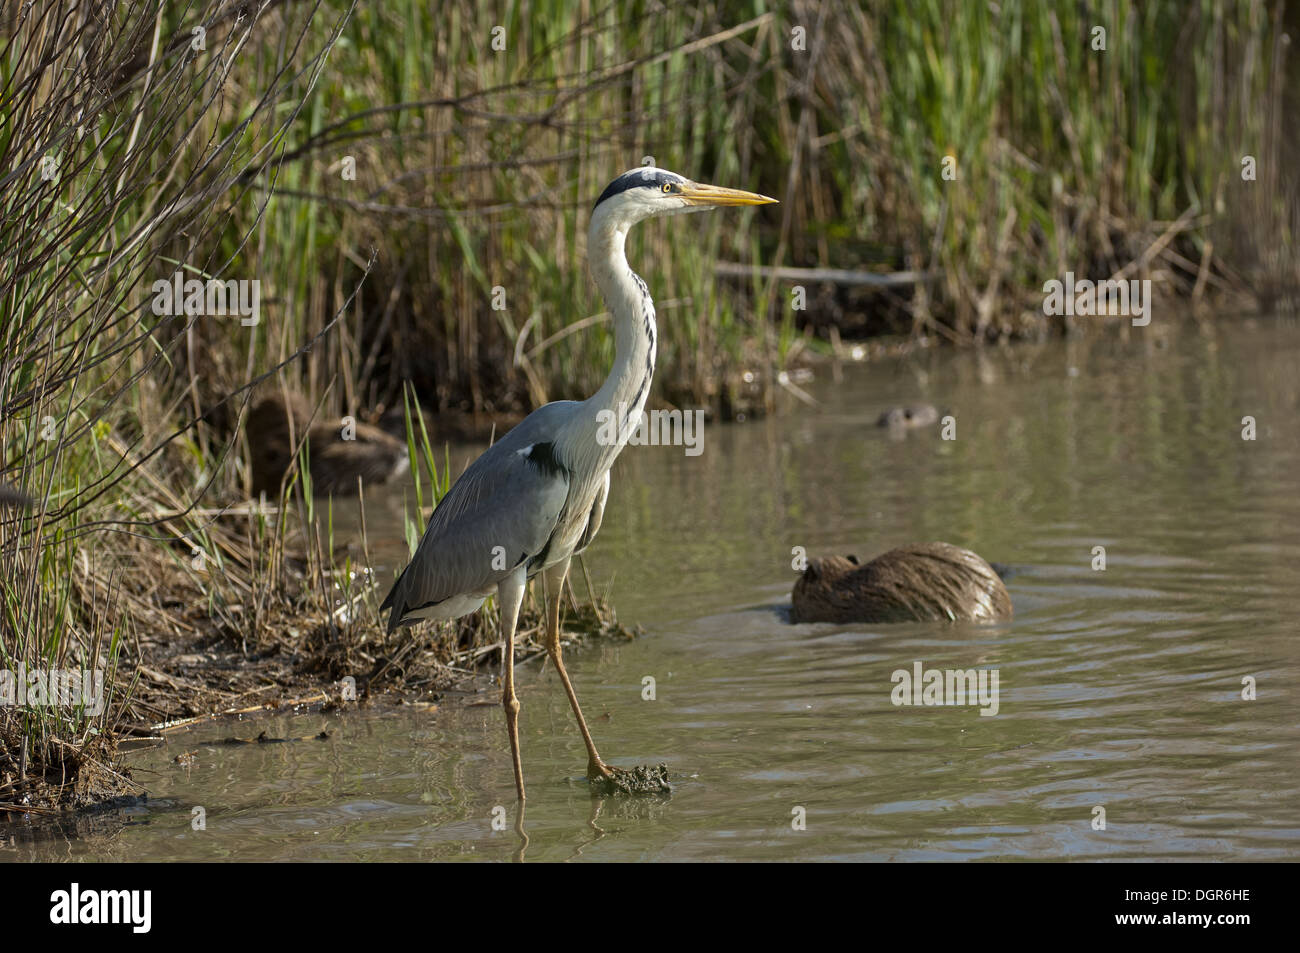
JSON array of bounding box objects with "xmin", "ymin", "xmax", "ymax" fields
[{"xmin": 662, "ymin": 182, "xmax": 673, "ymax": 193}]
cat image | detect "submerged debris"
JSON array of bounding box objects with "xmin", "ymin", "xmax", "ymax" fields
[
  {"xmin": 591, "ymin": 763, "xmax": 672, "ymax": 797},
  {"xmin": 212, "ymin": 729, "xmax": 332, "ymax": 746}
]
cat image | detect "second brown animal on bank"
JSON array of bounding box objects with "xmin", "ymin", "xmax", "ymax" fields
[{"xmin": 246, "ymin": 393, "xmax": 409, "ymax": 497}]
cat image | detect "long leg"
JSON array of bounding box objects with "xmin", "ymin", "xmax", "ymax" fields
[
  {"xmin": 541, "ymin": 559, "xmax": 612, "ymax": 780},
  {"xmin": 497, "ymin": 569, "xmax": 527, "ymax": 800}
]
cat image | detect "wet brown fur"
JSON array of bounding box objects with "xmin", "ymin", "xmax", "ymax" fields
[{"xmin": 792, "ymin": 542, "xmax": 1012, "ymax": 624}]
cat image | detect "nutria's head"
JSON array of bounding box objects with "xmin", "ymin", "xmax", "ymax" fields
[
  {"xmin": 792, "ymin": 554, "xmax": 867, "ymax": 621},
  {"xmin": 246, "ymin": 394, "xmax": 314, "ymax": 495},
  {"xmin": 246, "ymin": 393, "xmax": 315, "ymax": 442},
  {"xmin": 800, "ymin": 554, "xmax": 859, "ymax": 584}
]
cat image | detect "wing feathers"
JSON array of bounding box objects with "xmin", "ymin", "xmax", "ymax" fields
[{"xmin": 383, "ymin": 405, "xmax": 578, "ymax": 626}]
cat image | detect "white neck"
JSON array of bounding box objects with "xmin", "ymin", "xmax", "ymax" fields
[{"xmin": 565, "ymin": 205, "xmax": 657, "ymax": 469}]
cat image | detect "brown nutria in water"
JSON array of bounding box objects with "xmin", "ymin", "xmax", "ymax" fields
[
  {"xmin": 792, "ymin": 542, "xmax": 1012, "ymax": 624},
  {"xmin": 246, "ymin": 393, "xmax": 408, "ymax": 496},
  {"xmin": 876, "ymin": 403, "xmax": 940, "ymax": 431}
]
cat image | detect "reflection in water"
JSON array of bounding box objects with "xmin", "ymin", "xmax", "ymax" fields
[{"xmin": 4, "ymin": 318, "xmax": 1299, "ymax": 861}]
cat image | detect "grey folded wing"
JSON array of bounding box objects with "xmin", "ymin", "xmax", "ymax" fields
[{"xmin": 381, "ymin": 418, "xmax": 573, "ymax": 630}]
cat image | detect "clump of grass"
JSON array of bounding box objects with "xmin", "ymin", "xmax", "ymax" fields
[
  {"xmin": 0, "ymin": 0, "xmax": 358, "ymax": 807},
  {"xmin": 798, "ymin": 0, "xmax": 1293, "ymax": 341}
]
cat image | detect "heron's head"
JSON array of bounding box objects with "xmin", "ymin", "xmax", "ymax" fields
[{"xmin": 592, "ymin": 167, "xmax": 777, "ymax": 227}]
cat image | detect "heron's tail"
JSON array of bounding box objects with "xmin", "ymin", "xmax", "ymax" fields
[{"xmin": 379, "ymin": 570, "xmax": 406, "ymax": 633}]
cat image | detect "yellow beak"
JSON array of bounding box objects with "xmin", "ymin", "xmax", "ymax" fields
[{"xmin": 678, "ymin": 182, "xmax": 779, "ymax": 207}]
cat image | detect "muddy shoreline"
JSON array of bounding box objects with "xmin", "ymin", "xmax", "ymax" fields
[{"xmin": 1, "ymin": 574, "xmax": 635, "ymax": 816}]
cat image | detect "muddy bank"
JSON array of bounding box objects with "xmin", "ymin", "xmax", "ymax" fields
[
  {"xmin": 1, "ymin": 542, "xmax": 635, "ymax": 815},
  {"xmin": 0, "ymin": 717, "xmax": 138, "ymax": 815}
]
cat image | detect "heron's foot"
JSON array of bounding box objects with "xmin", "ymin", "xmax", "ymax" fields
[{"xmin": 587, "ymin": 759, "xmax": 671, "ymax": 796}]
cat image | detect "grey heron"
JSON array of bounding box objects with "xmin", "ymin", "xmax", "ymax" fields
[{"xmin": 381, "ymin": 167, "xmax": 776, "ymax": 800}]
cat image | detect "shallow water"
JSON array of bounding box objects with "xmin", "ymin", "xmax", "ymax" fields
[{"xmin": 6, "ymin": 317, "xmax": 1300, "ymax": 862}]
